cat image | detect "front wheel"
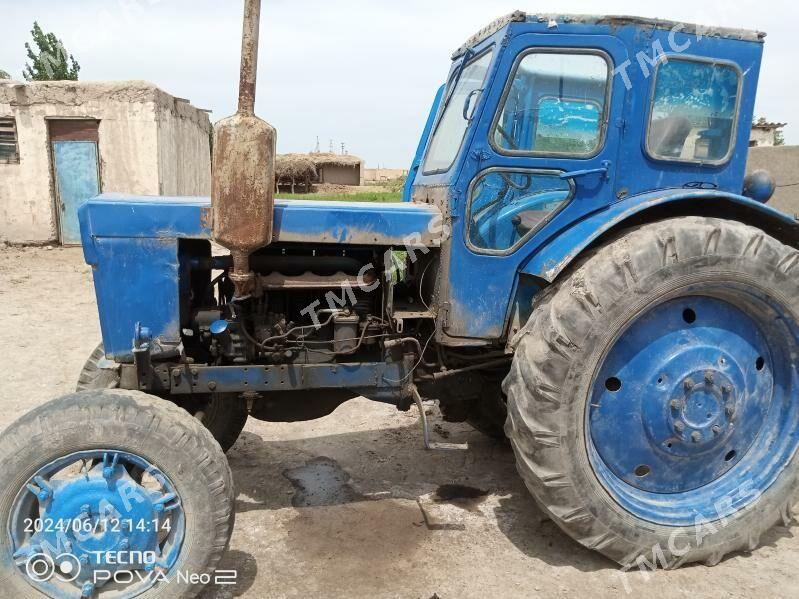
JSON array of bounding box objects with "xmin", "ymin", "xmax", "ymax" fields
[
  {"xmin": 0, "ymin": 389, "xmax": 235, "ymax": 598},
  {"xmin": 504, "ymin": 217, "xmax": 799, "ymax": 568}
]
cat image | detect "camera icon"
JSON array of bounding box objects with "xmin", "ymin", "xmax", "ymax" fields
[
  {"xmin": 25, "ymin": 553, "xmax": 53, "ymax": 582},
  {"xmin": 25, "ymin": 552, "xmax": 82, "ymax": 583}
]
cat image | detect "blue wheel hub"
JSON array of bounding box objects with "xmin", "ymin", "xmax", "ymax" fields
[
  {"xmin": 9, "ymin": 450, "xmax": 184, "ymax": 598},
  {"xmin": 588, "ymin": 294, "xmax": 799, "ymax": 525}
]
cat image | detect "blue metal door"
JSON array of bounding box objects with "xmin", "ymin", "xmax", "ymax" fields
[
  {"xmin": 442, "ymin": 33, "xmax": 629, "ymax": 342},
  {"xmin": 53, "ymin": 140, "xmax": 100, "ymax": 244}
]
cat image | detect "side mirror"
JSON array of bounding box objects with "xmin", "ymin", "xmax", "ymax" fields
[{"xmin": 462, "ymin": 88, "xmax": 483, "ymax": 122}]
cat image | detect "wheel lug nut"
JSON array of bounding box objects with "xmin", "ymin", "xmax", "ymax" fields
[
  {"xmin": 683, "ymin": 378, "xmax": 694, "ymax": 391},
  {"xmin": 670, "ymin": 399, "xmax": 682, "ymax": 410},
  {"xmin": 722, "ymin": 384, "xmax": 732, "ymax": 394},
  {"xmin": 712, "ymin": 425, "xmax": 721, "ymax": 435},
  {"xmin": 704, "ymin": 370, "xmax": 714, "ymax": 384},
  {"xmin": 674, "ymin": 421, "xmax": 686, "ymax": 433},
  {"xmin": 726, "ymin": 405, "xmax": 736, "ymax": 419},
  {"xmin": 691, "ymin": 431, "xmax": 702, "ymax": 443}
]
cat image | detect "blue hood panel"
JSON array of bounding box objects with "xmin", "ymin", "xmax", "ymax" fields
[{"xmin": 80, "ymin": 194, "xmax": 442, "ymax": 252}]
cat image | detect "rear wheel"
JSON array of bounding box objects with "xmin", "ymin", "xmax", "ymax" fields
[
  {"xmin": 76, "ymin": 344, "xmax": 248, "ymax": 452},
  {"xmin": 0, "ymin": 389, "xmax": 234, "ymax": 598},
  {"xmin": 504, "ymin": 217, "xmax": 799, "ymax": 568}
]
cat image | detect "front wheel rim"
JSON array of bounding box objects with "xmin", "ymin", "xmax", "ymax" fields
[
  {"xmin": 587, "ymin": 289, "xmax": 799, "ymax": 526},
  {"xmin": 8, "ymin": 449, "xmax": 185, "ymax": 598}
]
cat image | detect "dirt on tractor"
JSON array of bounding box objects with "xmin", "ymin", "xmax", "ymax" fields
[{"xmin": 2, "ymin": 243, "xmax": 798, "ymax": 598}]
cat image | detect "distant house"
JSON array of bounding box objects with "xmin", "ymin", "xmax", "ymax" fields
[
  {"xmin": 309, "ymin": 152, "xmax": 362, "ymax": 186},
  {"xmin": 363, "ymin": 167, "xmax": 408, "ymax": 183},
  {"xmin": 0, "ymin": 80, "xmax": 211, "ymax": 244},
  {"xmin": 750, "ymin": 120, "xmax": 786, "ymax": 147}
]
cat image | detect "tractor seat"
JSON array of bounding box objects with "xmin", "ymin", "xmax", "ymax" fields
[
  {"xmin": 649, "ymin": 115, "xmax": 693, "ymax": 157},
  {"xmin": 512, "ymin": 210, "xmax": 554, "ymax": 235}
]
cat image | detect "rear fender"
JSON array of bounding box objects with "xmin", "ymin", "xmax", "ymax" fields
[
  {"xmin": 504, "ymin": 190, "xmax": 799, "ymax": 350},
  {"xmin": 519, "ymin": 190, "xmax": 799, "ymax": 283}
]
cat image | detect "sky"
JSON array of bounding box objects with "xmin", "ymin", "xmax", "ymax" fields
[{"xmin": 1, "ymin": 0, "xmax": 796, "ymax": 167}]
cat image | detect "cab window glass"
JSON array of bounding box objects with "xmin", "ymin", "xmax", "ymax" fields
[
  {"xmin": 422, "ymin": 50, "xmax": 493, "ymax": 174},
  {"xmin": 647, "ymin": 59, "xmax": 740, "ymax": 163},
  {"xmin": 493, "ymin": 52, "xmax": 609, "ymax": 155},
  {"xmin": 468, "ymin": 170, "xmax": 571, "ymax": 252},
  {"xmin": 536, "ymin": 97, "xmax": 601, "ymax": 153}
]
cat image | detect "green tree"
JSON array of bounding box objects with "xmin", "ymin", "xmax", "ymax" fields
[
  {"xmin": 0, "ymin": 69, "xmax": 10, "ymax": 79},
  {"xmin": 22, "ymin": 22, "xmax": 80, "ymax": 81}
]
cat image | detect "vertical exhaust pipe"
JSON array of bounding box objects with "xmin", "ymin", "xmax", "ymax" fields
[{"xmin": 212, "ymin": 0, "xmax": 276, "ymax": 298}]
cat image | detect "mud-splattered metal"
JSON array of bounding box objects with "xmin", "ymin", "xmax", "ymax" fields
[
  {"xmin": 211, "ymin": 0, "xmax": 276, "ymax": 297},
  {"xmin": 587, "ymin": 294, "xmax": 799, "ymax": 525},
  {"xmin": 9, "ymin": 450, "xmax": 184, "ymax": 598}
]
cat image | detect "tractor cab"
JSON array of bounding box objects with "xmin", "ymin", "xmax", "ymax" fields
[{"xmin": 407, "ymin": 12, "xmax": 769, "ymax": 343}]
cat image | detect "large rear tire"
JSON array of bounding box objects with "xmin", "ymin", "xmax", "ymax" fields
[
  {"xmin": 0, "ymin": 389, "xmax": 235, "ymax": 598},
  {"xmin": 504, "ymin": 217, "xmax": 799, "ymax": 568},
  {"xmin": 76, "ymin": 344, "xmax": 248, "ymax": 452}
]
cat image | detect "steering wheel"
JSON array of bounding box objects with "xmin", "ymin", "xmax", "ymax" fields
[{"xmin": 499, "ymin": 172, "xmax": 532, "ymax": 191}]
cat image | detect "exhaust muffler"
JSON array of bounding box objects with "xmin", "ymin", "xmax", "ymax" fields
[{"xmin": 211, "ymin": 0, "xmax": 276, "ymax": 298}]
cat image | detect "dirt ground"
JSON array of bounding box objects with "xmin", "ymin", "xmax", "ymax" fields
[{"xmin": 2, "ymin": 244, "xmax": 799, "ymax": 599}]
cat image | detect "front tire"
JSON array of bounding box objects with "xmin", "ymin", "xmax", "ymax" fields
[
  {"xmin": 75, "ymin": 343, "xmax": 120, "ymax": 391},
  {"xmin": 504, "ymin": 217, "xmax": 799, "ymax": 568},
  {"xmin": 0, "ymin": 389, "xmax": 235, "ymax": 598}
]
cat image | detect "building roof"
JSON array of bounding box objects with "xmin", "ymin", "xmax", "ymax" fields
[
  {"xmin": 0, "ymin": 80, "xmax": 211, "ymax": 131},
  {"xmin": 453, "ymin": 11, "xmax": 765, "ymax": 58},
  {"xmin": 0, "ymin": 80, "xmax": 203, "ymax": 111},
  {"xmin": 307, "ymin": 152, "xmax": 361, "ymax": 167},
  {"xmin": 751, "ymin": 121, "xmax": 787, "ymax": 130},
  {"xmin": 276, "ymin": 154, "xmax": 317, "ymax": 180}
]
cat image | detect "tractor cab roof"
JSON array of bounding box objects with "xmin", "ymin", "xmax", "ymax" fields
[{"xmin": 453, "ymin": 11, "xmax": 765, "ymax": 58}]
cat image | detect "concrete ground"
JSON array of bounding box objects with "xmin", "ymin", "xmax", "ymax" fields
[{"xmin": 2, "ymin": 245, "xmax": 799, "ymax": 598}]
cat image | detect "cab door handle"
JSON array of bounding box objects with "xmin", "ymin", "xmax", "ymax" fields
[
  {"xmin": 559, "ymin": 160, "xmax": 612, "ymax": 181},
  {"xmin": 462, "ymin": 88, "xmax": 484, "ymax": 122}
]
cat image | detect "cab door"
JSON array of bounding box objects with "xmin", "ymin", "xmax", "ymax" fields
[{"xmin": 442, "ymin": 33, "xmax": 629, "ymax": 342}]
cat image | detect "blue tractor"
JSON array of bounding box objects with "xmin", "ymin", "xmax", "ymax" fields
[{"xmin": 2, "ymin": 6, "xmax": 798, "ymax": 597}]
